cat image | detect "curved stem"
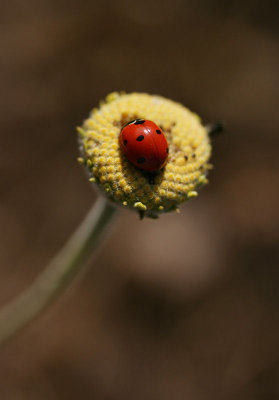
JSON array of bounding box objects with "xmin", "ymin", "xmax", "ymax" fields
[{"xmin": 0, "ymin": 197, "xmax": 117, "ymax": 346}]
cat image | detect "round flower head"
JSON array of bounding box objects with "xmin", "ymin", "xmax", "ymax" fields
[{"xmin": 78, "ymin": 92, "xmax": 212, "ymax": 219}]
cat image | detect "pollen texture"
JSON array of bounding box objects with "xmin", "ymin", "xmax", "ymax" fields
[{"xmin": 78, "ymin": 92, "xmax": 212, "ymax": 218}]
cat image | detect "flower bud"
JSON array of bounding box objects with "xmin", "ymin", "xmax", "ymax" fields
[{"xmin": 78, "ymin": 92, "xmax": 211, "ymax": 218}]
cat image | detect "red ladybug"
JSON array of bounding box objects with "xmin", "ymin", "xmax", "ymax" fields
[{"xmin": 119, "ymin": 119, "xmax": 169, "ymax": 172}]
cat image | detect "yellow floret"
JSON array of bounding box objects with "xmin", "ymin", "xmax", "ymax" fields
[{"xmin": 78, "ymin": 92, "xmax": 211, "ymax": 218}]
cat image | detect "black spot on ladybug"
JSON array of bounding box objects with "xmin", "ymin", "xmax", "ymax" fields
[
  {"xmin": 137, "ymin": 157, "xmax": 146, "ymax": 164},
  {"xmin": 134, "ymin": 119, "xmax": 145, "ymax": 125},
  {"xmin": 184, "ymin": 155, "xmax": 188, "ymax": 161},
  {"xmin": 166, "ymin": 147, "xmax": 169, "ymax": 154},
  {"xmin": 136, "ymin": 135, "xmax": 144, "ymax": 141},
  {"xmin": 123, "ymin": 139, "xmax": 128, "ymax": 145},
  {"xmin": 156, "ymin": 129, "xmax": 161, "ymax": 134}
]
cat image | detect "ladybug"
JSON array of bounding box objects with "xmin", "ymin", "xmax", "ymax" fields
[{"xmin": 119, "ymin": 118, "xmax": 169, "ymax": 172}]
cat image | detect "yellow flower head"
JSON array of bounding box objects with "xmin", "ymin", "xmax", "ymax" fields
[{"xmin": 78, "ymin": 92, "xmax": 212, "ymax": 218}]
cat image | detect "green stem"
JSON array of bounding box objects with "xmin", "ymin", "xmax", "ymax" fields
[{"xmin": 0, "ymin": 197, "xmax": 117, "ymax": 346}]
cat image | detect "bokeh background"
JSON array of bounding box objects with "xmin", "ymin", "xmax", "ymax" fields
[{"xmin": 1, "ymin": 1, "xmax": 279, "ymax": 399}]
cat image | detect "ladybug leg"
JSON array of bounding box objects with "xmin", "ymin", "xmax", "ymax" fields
[
  {"xmin": 143, "ymin": 171, "xmax": 156, "ymax": 185},
  {"xmin": 206, "ymin": 122, "xmax": 224, "ymax": 138},
  {"xmin": 147, "ymin": 174, "xmax": 155, "ymax": 185}
]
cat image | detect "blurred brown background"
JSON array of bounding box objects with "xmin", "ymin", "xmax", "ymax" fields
[{"xmin": 0, "ymin": 1, "xmax": 279, "ymax": 399}]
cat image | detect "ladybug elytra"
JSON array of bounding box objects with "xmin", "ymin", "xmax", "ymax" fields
[{"xmin": 119, "ymin": 119, "xmax": 169, "ymax": 172}]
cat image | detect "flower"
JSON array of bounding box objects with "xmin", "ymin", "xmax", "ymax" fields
[{"xmin": 78, "ymin": 92, "xmax": 212, "ymax": 218}]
